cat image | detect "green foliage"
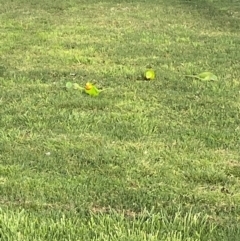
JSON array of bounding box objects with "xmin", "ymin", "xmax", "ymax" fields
[{"xmin": 0, "ymin": 0, "xmax": 240, "ymax": 240}]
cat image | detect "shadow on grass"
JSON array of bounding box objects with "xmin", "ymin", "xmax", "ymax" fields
[{"xmin": 175, "ymin": 0, "xmax": 240, "ymax": 32}]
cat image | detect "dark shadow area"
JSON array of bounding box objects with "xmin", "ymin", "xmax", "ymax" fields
[
  {"xmin": 173, "ymin": 0, "xmax": 240, "ymax": 33},
  {"xmin": 3, "ymin": 0, "xmax": 239, "ymax": 33}
]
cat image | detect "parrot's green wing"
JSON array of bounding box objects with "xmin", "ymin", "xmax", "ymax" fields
[
  {"xmin": 66, "ymin": 82, "xmax": 84, "ymax": 91},
  {"xmin": 73, "ymin": 83, "xmax": 84, "ymax": 90}
]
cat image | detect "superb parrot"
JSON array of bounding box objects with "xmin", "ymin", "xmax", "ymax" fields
[
  {"xmin": 185, "ymin": 72, "xmax": 218, "ymax": 81},
  {"xmin": 84, "ymin": 82, "xmax": 100, "ymax": 96},
  {"xmin": 144, "ymin": 69, "xmax": 155, "ymax": 80}
]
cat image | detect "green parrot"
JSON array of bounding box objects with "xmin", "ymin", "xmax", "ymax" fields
[
  {"xmin": 84, "ymin": 82, "xmax": 100, "ymax": 96},
  {"xmin": 185, "ymin": 72, "xmax": 218, "ymax": 81},
  {"xmin": 144, "ymin": 69, "xmax": 155, "ymax": 80},
  {"xmin": 66, "ymin": 81, "xmax": 104, "ymax": 96}
]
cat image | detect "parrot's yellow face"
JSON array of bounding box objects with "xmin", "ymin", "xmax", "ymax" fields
[{"xmin": 85, "ymin": 82, "xmax": 93, "ymax": 90}]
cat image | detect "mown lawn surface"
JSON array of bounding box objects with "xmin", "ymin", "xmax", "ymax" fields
[{"xmin": 0, "ymin": 0, "xmax": 240, "ymax": 240}]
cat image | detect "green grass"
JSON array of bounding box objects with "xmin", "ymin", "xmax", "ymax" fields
[{"xmin": 0, "ymin": 0, "xmax": 240, "ymax": 240}]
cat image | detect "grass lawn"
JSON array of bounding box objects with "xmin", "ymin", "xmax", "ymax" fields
[{"xmin": 0, "ymin": 0, "xmax": 240, "ymax": 240}]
